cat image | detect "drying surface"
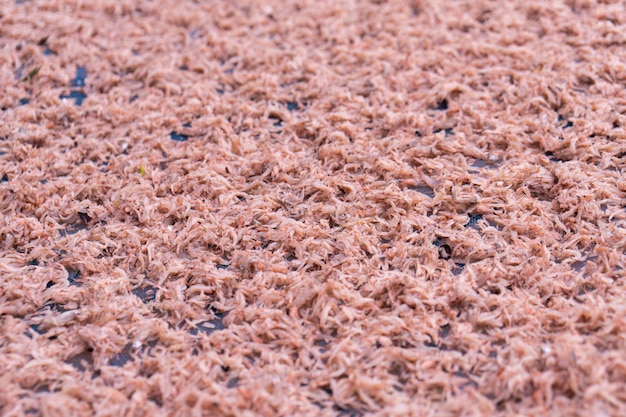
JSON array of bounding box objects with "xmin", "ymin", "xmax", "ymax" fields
[{"xmin": 1, "ymin": 0, "xmax": 626, "ymax": 415}]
